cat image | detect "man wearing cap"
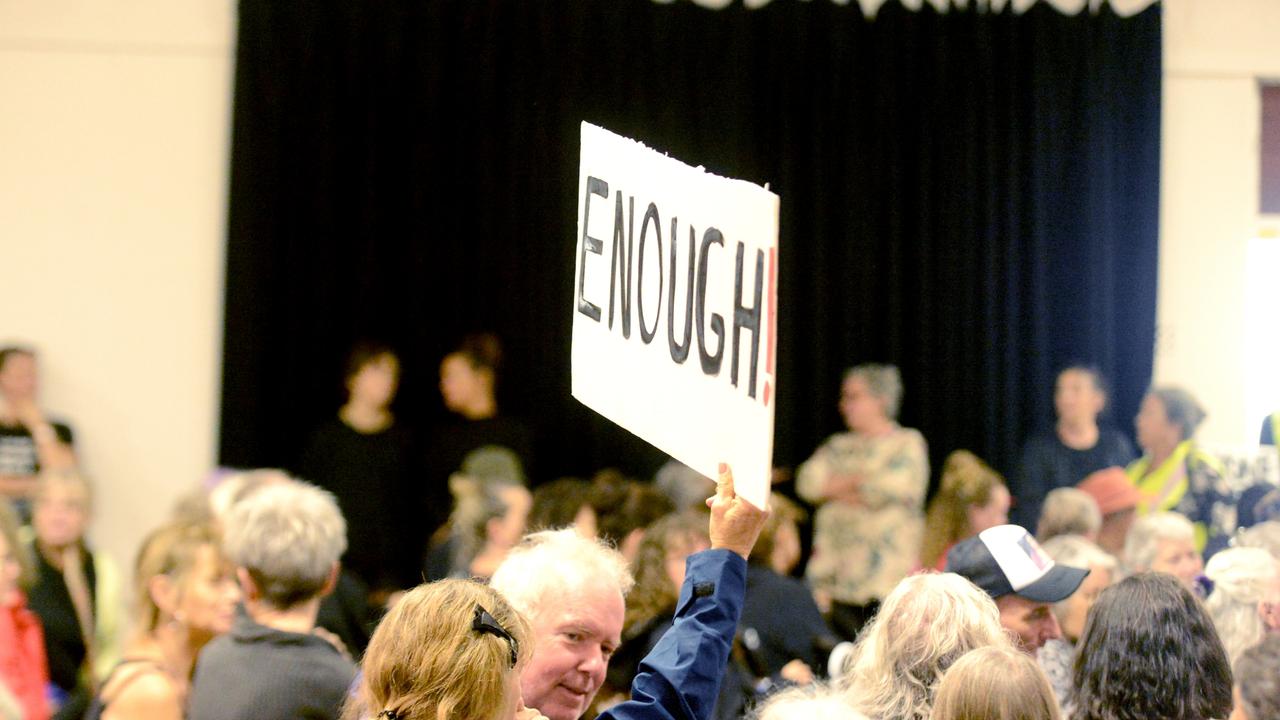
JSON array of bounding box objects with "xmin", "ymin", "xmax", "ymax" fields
[{"xmin": 945, "ymin": 524, "xmax": 1089, "ymax": 654}]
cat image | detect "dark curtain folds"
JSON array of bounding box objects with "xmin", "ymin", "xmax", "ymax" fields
[{"xmin": 221, "ymin": 0, "xmax": 1161, "ymax": 493}]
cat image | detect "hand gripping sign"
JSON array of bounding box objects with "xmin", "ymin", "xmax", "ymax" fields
[{"xmin": 572, "ymin": 122, "xmax": 779, "ymax": 509}]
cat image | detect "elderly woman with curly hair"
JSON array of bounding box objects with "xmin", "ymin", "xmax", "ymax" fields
[{"xmin": 837, "ymin": 572, "xmax": 1011, "ymax": 720}]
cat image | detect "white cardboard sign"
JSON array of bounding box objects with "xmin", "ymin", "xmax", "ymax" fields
[{"xmin": 571, "ymin": 122, "xmax": 779, "ymax": 509}]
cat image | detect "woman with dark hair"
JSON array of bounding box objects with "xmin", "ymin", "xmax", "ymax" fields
[
  {"xmin": 1127, "ymin": 385, "xmax": 1235, "ymax": 555},
  {"xmin": 1013, "ymin": 366, "xmax": 1136, "ymax": 528},
  {"xmin": 1072, "ymin": 572, "xmax": 1232, "ymax": 720},
  {"xmin": 298, "ymin": 341, "xmax": 416, "ymax": 593},
  {"xmin": 425, "ymin": 333, "xmax": 534, "ymax": 528}
]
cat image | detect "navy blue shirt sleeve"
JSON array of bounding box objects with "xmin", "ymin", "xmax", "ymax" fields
[{"xmin": 597, "ymin": 549, "xmax": 746, "ymax": 720}]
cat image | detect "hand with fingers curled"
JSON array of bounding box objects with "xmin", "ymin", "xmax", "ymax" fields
[{"xmin": 705, "ymin": 463, "xmax": 770, "ymax": 560}]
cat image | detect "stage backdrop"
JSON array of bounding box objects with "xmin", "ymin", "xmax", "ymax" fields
[{"xmin": 220, "ymin": 0, "xmax": 1161, "ymax": 496}]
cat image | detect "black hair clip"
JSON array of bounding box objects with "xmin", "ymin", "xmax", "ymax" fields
[{"xmin": 473, "ymin": 604, "xmax": 519, "ymax": 667}]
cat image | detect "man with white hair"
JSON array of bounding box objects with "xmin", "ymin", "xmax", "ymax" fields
[
  {"xmin": 492, "ymin": 463, "xmax": 768, "ymax": 720},
  {"xmin": 1203, "ymin": 547, "xmax": 1280, "ymax": 665},
  {"xmin": 188, "ymin": 480, "xmax": 355, "ymax": 720},
  {"xmin": 490, "ymin": 528, "xmax": 633, "ymax": 720}
]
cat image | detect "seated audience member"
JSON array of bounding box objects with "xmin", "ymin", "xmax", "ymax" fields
[
  {"xmin": 1122, "ymin": 512, "xmax": 1204, "ymax": 592},
  {"xmin": 1034, "ymin": 535, "xmax": 1116, "ymax": 714},
  {"xmin": 203, "ymin": 468, "xmax": 376, "ymax": 657},
  {"xmin": 1073, "ymin": 573, "xmax": 1232, "ymax": 720},
  {"xmin": 608, "ymin": 511, "xmax": 753, "ymax": 720},
  {"xmin": 1235, "ymin": 520, "xmax": 1280, "ymax": 560},
  {"xmin": 753, "ymin": 685, "xmax": 869, "ymax": 720},
  {"xmin": 1013, "ymin": 366, "xmax": 1136, "ymax": 529},
  {"xmin": 27, "ymin": 472, "xmax": 122, "ymax": 717},
  {"xmin": 921, "ymin": 451, "xmax": 1010, "ymax": 571},
  {"xmin": 527, "ymin": 478, "xmax": 597, "ymax": 536},
  {"xmin": 945, "ymin": 525, "xmax": 1088, "ymax": 654},
  {"xmin": 425, "ymin": 474, "xmax": 530, "ymax": 581},
  {"xmin": 930, "ymin": 646, "xmax": 1060, "ymax": 720},
  {"xmin": 188, "ymin": 481, "xmax": 356, "ymax": 720},
  {"xmin": 1036, "ymin": 488, "xmax": 1101, "ymax": 544},
  {"xmin": 653, "ymin": 460, "xmax": 716, "ymax": 512},
  {"xmin": 425, "ymin": 333, "xmax": 534, "ymax": 530},
  {"xmin": 298, "ymin": 341, "xmax": 416, "ymax": 593},
  {"xmin": 1232, "ymin": 635, "xmax": 1280, "ymax": 720},
  {"xmin": 1237, "ymin": 482, "xmax": 1280, "ymax": 530},
  {"xmin": 1203, "ymin": 547, "xmax": 1280, "ymax": 665},
  {"xmin": 1128, "ymin": 386, "xmax": 1236, "ymax": 555},
  {"xmin": 799, "ymin": 364, "xmax": 929, "ymax": 641},
  {"xmin": 837, "ymin": 572, "xmax": 1012, "ymax": 720},
  {"xmin": 1076, "ymin": 467, "xmax": 1144, "ymax": 556},
  {"xmin": 593, "ymin": 478, "xmax": 676, "ymax": 563},
  {"xmin": 0, "ymin": 497, "xmax": 50, "ymax": 720},
  {"xmin": 741, "ymin": 496, "xmax": 831, "ymax": 680},
  {"xmin": 359, "ymin": 464, "xmax": 767, "ymax": 720},
  {"xmin": 0, "ymin": 347, "xmax": 75, "ymax": 518},
  {"xmin": 91, "ymin": 522, "xmax": 238, "ymax": 720}
]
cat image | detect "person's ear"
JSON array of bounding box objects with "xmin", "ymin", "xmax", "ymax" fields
[
  {"xmin": 236, "ymin": 567, "xmax": 262, "ymax": 601},
  {"xmin": 319, "ymin": 562, "xmax": 340, "ymax": 599},
  {"xmin": 1259, "ymin": 600, "xmax": 1280, "ymax": 632},
  {"xmin": 149, "ymin": 574, "xmax": 180, "ymax": 618}
]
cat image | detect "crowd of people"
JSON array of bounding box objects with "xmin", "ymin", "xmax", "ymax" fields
[{"xmin": 2, "ymin": 342, "xmax": 1279, "ymax": 720}]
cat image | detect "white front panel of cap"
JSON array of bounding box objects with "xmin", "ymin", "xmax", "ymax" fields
[{"xmin": 978, "ymin": 525, "xmax": 1055, "ymax": 592}]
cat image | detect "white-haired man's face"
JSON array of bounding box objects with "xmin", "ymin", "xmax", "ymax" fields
[{"xmin": 521, "ymin": 582, "xmax": 624, "ymax": 720}]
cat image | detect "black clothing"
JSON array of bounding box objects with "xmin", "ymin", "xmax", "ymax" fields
[
  {"xmin": 740, "ymin": 565, "xmax": 833, "ymax": 677},
  {"xmin": 421, "ymin": 414, "xmax": 533, "ymax": 527},
  {"xmin": 297, "ymin": 418, "xmax": 416, "ymax": 590},
  {"xmin": 1012, "ymin": 428, "xmax": 1137, "ymax": 528},
  {"xmin": 28, "ymin": 545, "xmax": 96, "ymax": 696}
]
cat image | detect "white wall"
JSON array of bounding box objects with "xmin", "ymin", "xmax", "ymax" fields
[
  {"xmin": 0, "ymin": 1, "xmax": 235, "ymax": 600},
  {"xmin": 1159, "ymin": 0, "xmax": 1280, "ymax": 447}
]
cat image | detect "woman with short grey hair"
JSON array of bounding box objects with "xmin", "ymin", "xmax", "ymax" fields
[
  {"xmin": 798, "ymin": 364, "xmax": 929, "ymax": 641},
  {"xmin": 1123, "ymin": 512, "xmax": 1204, "ymax": 591},
  {"xmin": 1128, "ymin": 385, "xmax": 1235, "ymax": 556},
  {"xmin": 1036, "ymin": 488, "xmax": 1102, "ymax": 544}
]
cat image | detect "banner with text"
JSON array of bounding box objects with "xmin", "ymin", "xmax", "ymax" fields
[{"xmin": 572, "ymin": 122, "xmax": 779, "ymax": 508}]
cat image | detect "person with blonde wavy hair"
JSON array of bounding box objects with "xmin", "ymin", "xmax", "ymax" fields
[
  {"xmin": 346, "ymin": 579, "xmax": 534, "ymax": 720},
  {"xmin": 921, "ymin": 451, "xmax": 1010, "ymax": 571},
  {"xmin": 838, "ymin": 572, "xmax": 1011, "ymax": 720},
  {"xmin": 930, "ymin": 646, "xmax": 1060, "ymax": 720}
]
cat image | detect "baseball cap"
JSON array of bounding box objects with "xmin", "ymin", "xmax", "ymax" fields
[{"xmin": 945, "ymin": 524, "xmax": 1089, "ymax": 603}]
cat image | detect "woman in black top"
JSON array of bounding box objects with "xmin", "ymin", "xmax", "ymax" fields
[{"xmin": 1013, "ymin": 366, "xmax": 1136, "ymax": 528}]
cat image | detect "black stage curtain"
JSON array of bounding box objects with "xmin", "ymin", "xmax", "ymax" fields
[{"xmin": 221, "ymin": 0, "xmax": 1161, "ymax": 493}]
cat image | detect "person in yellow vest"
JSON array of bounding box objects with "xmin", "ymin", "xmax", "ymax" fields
[
  {"xmin": 1260, "ymin": 411, "xmax": 1280, "ymax": 446},
  {"xmin": 1127, "ymin": 386, "xmax": 1236, "ymax": 557}
]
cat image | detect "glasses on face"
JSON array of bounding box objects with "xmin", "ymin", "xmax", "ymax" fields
[{"xmin": 473, "ymin": 604, "xmax": 519, "ymax": 667}]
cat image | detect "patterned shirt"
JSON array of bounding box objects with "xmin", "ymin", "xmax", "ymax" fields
[{"xmin": 797, "ymin": 426, "xmax": 929, "ymax": 605}]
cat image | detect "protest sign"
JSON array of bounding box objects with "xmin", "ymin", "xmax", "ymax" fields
[{"xmin": 572, "ymin": 122, "xmax": 779, "ymax": 508}]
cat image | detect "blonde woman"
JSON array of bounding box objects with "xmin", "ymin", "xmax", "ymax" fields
[
  {"xmin": 88, "ymin": 522, "xmax": 238, "ymax": 720},
  {"xmin": 930, "ymin": 646, "xmax": 1060, "ymax": 720},
  {"xmin": 838, "ymin": 573, "xmax": 1011, "ymax": 720},
  {"xmin": 921, "ymin": 451, "xmax": 1010, "ymax": 571},
  {"xmin": 345, "ymin": 579, "xmax": 535, "ymax": 720}
]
